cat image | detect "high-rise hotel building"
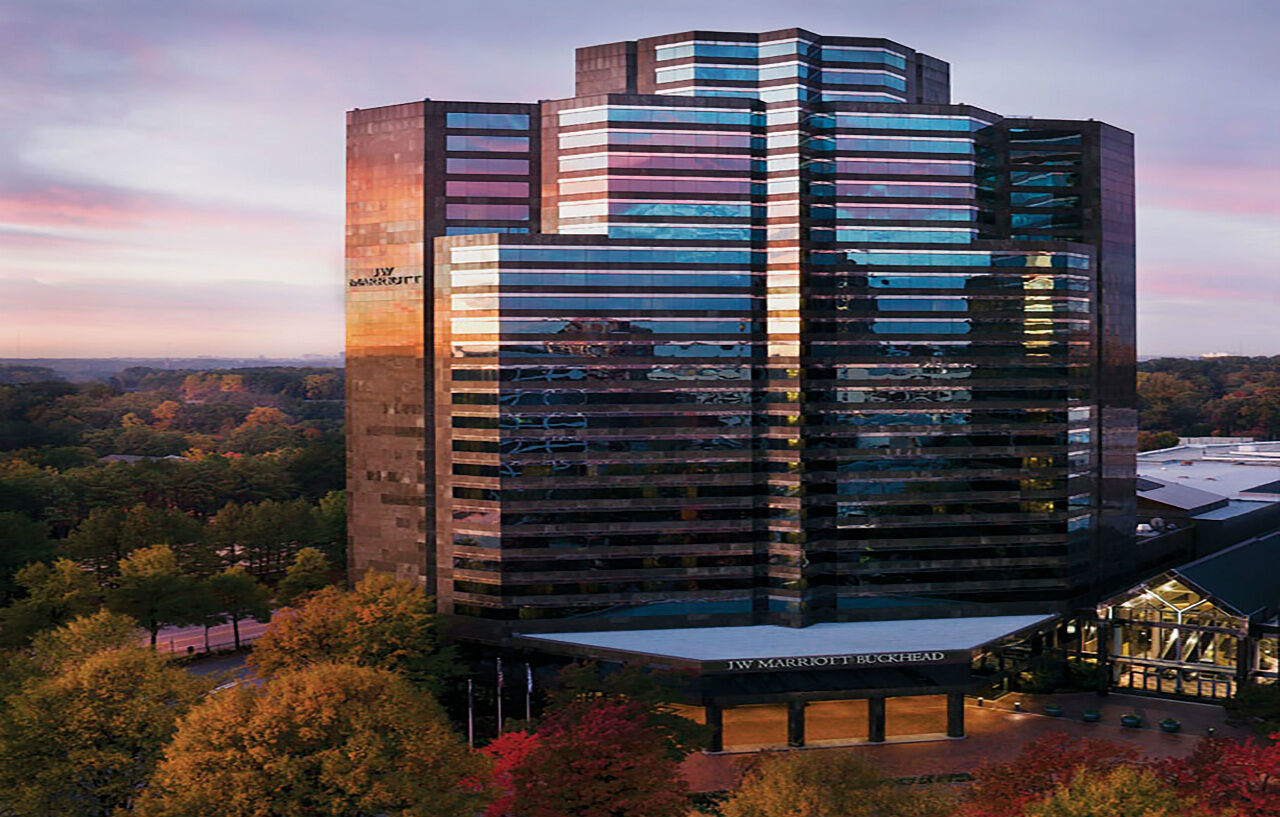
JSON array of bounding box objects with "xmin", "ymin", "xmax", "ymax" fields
[{"xmin": 347, "ymin": 30, "xmax": 1136, "ymax": 739}]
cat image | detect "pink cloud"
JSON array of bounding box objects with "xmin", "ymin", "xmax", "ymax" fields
[{"xmin": 1141, "ymin": 163, "xmax": 1280, "ymax": 217}]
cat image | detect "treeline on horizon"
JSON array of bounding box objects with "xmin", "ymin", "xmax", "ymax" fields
[
  {"xmin": 1138, "ymin": 355, "xmax": 1280, "ymax": 450},
  {"xmin": 0, "ymin": 366, "xmax": 346, "ymax": 603}
]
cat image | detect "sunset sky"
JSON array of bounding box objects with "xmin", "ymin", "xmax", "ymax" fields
[{"xmin": 2, "ymin": 0, "xmax": 1277, "ymax": 358}]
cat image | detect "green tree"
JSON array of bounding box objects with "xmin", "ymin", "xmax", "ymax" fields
[
  {"xmin": 134, "ymin": 663, "xmax": 486, "ymax": 817},
  {"xmin": 105, "ymin": 545, "xmax": 199, "ymax": 648},
  {"xmin": 1226, "ymin": 682, "xmax": 1280, "ymax": 737},
  {"xmin": 250, "ymin": 572, "xmax": 458, "ymax": 695},
  {"xmin": 314, "ymin": 488, "xmax": 347, "ymax": 563},
  {"xmin": 0, "ymin": 511, "xmax": 51, "ymax": 600},
  {"xmin": 276, "ymin": 546, "xmax": 332, "ymax": 605},
  {"xmin": 61, "ymin": 505, "xmax": 128, "ymax": 579},
  {"xmin": 0, "ymin": 646, "xmax": 210, "ymax": 817},
  {"xmin": 206, "ymin": 566, "xmax": 271, "ymax": 650},
  {"xmin": 721, "ymin": 750, "xmax": 954, "ymax": 817},
  {"xmin": 1024, "ymin": 766, "xmax": 1196, "ymax": 817},
  {"xmin": 0, "ymin": 558, "xmax": 100, "ymax": 647},
  {"xmin": 28, "ymin": 609, "xmax": 140, "ymax": 670}
]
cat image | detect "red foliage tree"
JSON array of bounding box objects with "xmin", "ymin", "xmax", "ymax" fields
[
  {"xmin": 481, "ymin": 730, "xmax": 541, "ymax": 817},
  {"xmin": 506, "ymin": 699, "xmax": 689, "ymax": 817},
  {"xmin": 1157, "ymin": 733, "xmax": 1280, "ymax": 817},
  {"xmin": 957, "ymin": 732, "xmax": 1141, "ymax": 817}
]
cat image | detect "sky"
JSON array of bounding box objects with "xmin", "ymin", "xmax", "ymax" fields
[{"xmin": 1, "ymin": 0, "xmax": 1277, "ymax": 358}]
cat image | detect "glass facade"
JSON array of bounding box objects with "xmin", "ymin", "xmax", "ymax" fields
[{"xmin": 347, "ymin": 28, "xmax": 1135, "ymax": 634}]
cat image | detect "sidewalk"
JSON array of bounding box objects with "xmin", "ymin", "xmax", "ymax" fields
[{"xmin": 681, "ymin": 693, "xmax": 1251, "ymax": 793}]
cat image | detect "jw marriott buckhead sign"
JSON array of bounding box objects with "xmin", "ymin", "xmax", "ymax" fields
[
  {"xmin": 348, "ymin": 267, "xmax": 423, "ymax": 287},
  {"xmin": 709, "ymin": 650, "xmax": 958, "ymax": 673}
]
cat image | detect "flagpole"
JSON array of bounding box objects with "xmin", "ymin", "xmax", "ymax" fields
[
  {"xmin": 525, "ymin": 662, "xmax": 533, "ymax": 721},
  {"xmin": 467, "ymin": 678, "xmax": 474, "ymax": 749},
  {"xmin": 496, "ymin": 657, "xmax": 504, "ymax": 734}
]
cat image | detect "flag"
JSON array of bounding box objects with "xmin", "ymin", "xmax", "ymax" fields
[
  {"xmin": 497, "ymin": 657, "xmax": 504, "ymax": 689},
  {"xmin": 526, "ymin": 663, "xmax": 533, "ymax": 693}
]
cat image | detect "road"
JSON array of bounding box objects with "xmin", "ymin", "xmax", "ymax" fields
[{"xmin": 148, "ymin": 616, "xmax": 273, "ymax": 656}]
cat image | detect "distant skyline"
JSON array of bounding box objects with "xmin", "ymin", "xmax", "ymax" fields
[{"xmin": 2, "ymin": 0, "xmax": 1277, "ymax": 357}]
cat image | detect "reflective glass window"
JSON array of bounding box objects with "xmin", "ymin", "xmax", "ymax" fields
[
  {"xmin": 836, "ymin": 136, "xmax": 972, "ymax": 154},
  {"xmin": 1011, "ymin": 213, "xmax": 1082, "ymax": 229},
  {"xmin": 836, "ymin": 159, "xmax": 972, "ymax": 176},
  {"xmin": 446, "ymin": 203, "xmax": 529, "ymax": 220},
  {"xmin": 836, "ymin": 182, "xmax": 973, "ymax": 198},
  {"xmin": 446, "ymin": 180, "xmax": 530, "ymax": 197},
  {"xmin": 447, "ymin": 158, "xmax": 530, "ymax": 174},
  {"xmin": 1010, "ymin": 192, "xmax": 1080, "ymax": 208},
  {"xmin": 836, "ymin": 227, "xmax": 972, "ymax": 243},
  {"xmin": 446, "ymin": 135, "xmax": 529, "ymax": 153},
  {"xmin": 873, "ymin": 320, "xmax": 971, "ymax": 334},
  {"xmin": 836, "ymin": 115, "xmax": 987, "ymax": 132},
  {"xmin": 610, "ymin": 225, "xmax": 756, "ymax": 241},
  {"xmin": 835, "ymin": 205, "xmax": 973, "ymax": 221},
  {"xmin": 820, "ymin": 47, "xmax": 908, "ymax": 68},
  {"xmin": 820, "ymin": 70, "xmax": 908, "ymax": 90},
  {"xmin": 876, "ymin": 297, "xmax": 967, "ymax": 312},
  {"xmin": 611, "ymin": 201, "xmax": 759, "ymax": 218},
  {"xmin": 444, "ymin": 226, "xmax": 530, "ymax": 235},
  {"xmin": 1011, "ymin": 171, "xmax": 1078, "ymax": 188},
  {"xmin": 446, "ymin": 112, "xmax": 530, "ymax": 130}
]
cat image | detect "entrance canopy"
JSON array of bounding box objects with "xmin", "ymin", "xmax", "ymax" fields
[{"xmin": 519, "ymin": 614, "xmax": 1055, "ymax": 673}]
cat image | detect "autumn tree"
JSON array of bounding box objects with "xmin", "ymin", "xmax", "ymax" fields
[
  {"xmin": 505, "ymin": 699, "xmax": 689, "ymax": 817},
  {"xmin": 957, "ymin": 732, "xmax": 1141, "ymax": 817},
  {"xmin": 0, "ymin": 558, "xmax": 100, "ymax": 647},
  {"xmin": 250, "ymin": 571, "xmax": 458, "ymax": 694},
  {"xmin": 276, "ymin": 545, "xmax": 332, "ymax": 605},
  {"xmin": 482, "ymin": 730, "xmax": 542, "ymax": 817},
  {"xmin": 1157, "ymin": 734, "xmax": 1280, "ymax": 817},
  {"xmin": 135, "ymin": 662, "xmax": 486, "ymax": 817},
  {"xmin": 1024, "ymin": 766, "xmax": 1197, "ymax": 817},
  {"xmin": 28, "ymin": 609, "xmax": 141, "ymax": 672},
  {"xmin": 549, "ymin": 661, "xmax": 711, "ymax": 759},
  {"xmin": 205, "ymin": 566, "xmax": 271, "ymax": 650},
  {"xmin": 106, "ymin": 545, "xmax": 199, "ymax": 647},
  {"xmin": 0, "ymin": 646, "xmax": 210, "ymax": 817},
  {"xmin": 720, "ymin": 750, "xmax": 954, "ymax": 817}
]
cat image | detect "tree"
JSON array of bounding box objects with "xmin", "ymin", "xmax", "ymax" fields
[
  {"xmin": 61, "ymin": 505, "xmax": 127, "ymax": 579},
  {"xmin": 482, "ymin": 730, "xmax": 542, "ymax": 817},
  {"xmin": 0, "ymin": 558, "xmax": 100, "ymax": 647},
  {"xmin": 206, "ymin": 566, "xmax": 271, "ymax": 650},
  {"xmin": 548, "ymin": 661, "xmax": 711, "ymax": 759},
  {"xmin": 276, "ymin": 546, "xmax": 332, "ymax": 605},
  {"xmin": 1025, "ymin": 766, "xmax": 1197, "ymax": 817},
  {"xmin": 28, "ymin": 609, "xmax": 141, "ymax": 672},
  {"xmin": 958, "ymin": 733, "xmax": 1141, "ymax": 817},
  {"xmin": 720, "ymin": 750, "xmax": 954, "ymax": 817},
  {"xmin": 0, "ymin": 510, "xmax": 51, "ymax": 601},
  {"xmin": 134, "ymin": 663, "xmax": 486, "ymax": 817},
  {"xmin": 0, "ymin": 646, "xmax": 210, "ymax": 817},
  {"xmin": 505, "ymin": 699, "xmax": 689, "ymax": 817},
  {"xmin": 106, "ymin": 545, "xmax": 199, "ymax": 647},
  {"xmin": 1226, "ymin": 682, "xmax": 1280, "ymax": 737},
  {"xmin": 250, "ymin": 571, "xmax": 459, "ymax": 694},
  {"xmin": 314, "ymin": 488, "xmax": 347, "ymax": 562},
  {"xmin": 1157, "ymin": 734, "xmax": 1280, "ymax": 817}
]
